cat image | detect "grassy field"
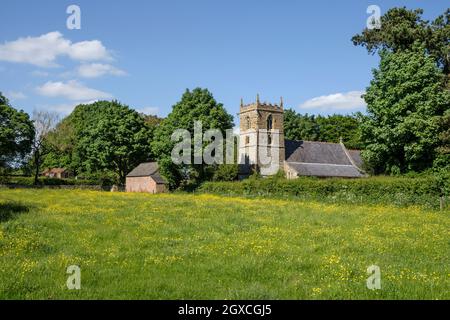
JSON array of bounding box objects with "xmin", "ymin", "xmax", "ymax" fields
[{"xmin": 0, "ymin": 189, "xmax": 448, "ymax": 300}]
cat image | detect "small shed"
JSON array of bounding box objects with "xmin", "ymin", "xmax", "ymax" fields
[{"xmin": 126, "ymin": 162, "xmax": 167, "ymax": 193}]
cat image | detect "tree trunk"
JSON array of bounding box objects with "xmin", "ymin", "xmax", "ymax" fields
[
  {"xmin": 34, "ymin": 151, "xmax": 40, "ymax": 185},
  {"xmin": 440, "ymin": 196, "xmax": 445, "ymax": 211}
]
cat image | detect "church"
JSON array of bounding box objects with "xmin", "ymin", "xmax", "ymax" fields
[{"xmin": 238, "ymin": 95, "xmax": 365, "ymax": 179}]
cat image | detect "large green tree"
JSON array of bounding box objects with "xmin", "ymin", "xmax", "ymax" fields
[
  {"xmin": 360, "ymin": 47, "xmax": 450, "ymax": 174},
  {"xmin": 283, "ymin": 109, "xmax": 362, "ymax": 149},
  {"xmin": 352, "ymin": 7, "xmax": 450, "ymax": 77},
  {"xmin": 43, "ymin": 101, "xmax": 154, "ymax": 185},
  {"xmin": 283, "ymin": 109, "xmax": 320, "ymax": 142},
  {"xmin": 44, "ymin": 102, "xmax": 122, "ymax": 176},
  {"xmin": 75, "ymin": 101, "xmax": 153, "ymax": 185},
  {"xmin": 0, "ymin": 93, "xmax": 34, "ymax": 169},
  {"xmin": 152, "ymin": 88, "xmax": 234, "ymax": 188},
  {"xmin": 316, "ymin": 115, "xmax": 362, "ymax": 149}
]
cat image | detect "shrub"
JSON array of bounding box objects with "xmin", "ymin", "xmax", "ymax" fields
[
  {"xmin": 213, "ymin": 164, "xmax": 239, "ymax": 182},
  {"xmin": 198, "ymin": 175, "xmax": 447, "ymax": 209},
  {"xmin": 4, "ymin": 176, "xmax": 98, "ymax": 186}
]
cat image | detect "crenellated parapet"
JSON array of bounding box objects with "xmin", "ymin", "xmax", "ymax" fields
[{"xmin": 240, "ymin": 94, "xmax": 284, "ymax": 112}]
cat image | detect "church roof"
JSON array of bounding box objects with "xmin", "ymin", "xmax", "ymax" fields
[
  {"xmin": 284, "ymin": 140, "xmax": 365, "ymax": 178},
  {"xmin": 285, "ymin": 162, "xmax": 364, "ymax": 178},
  {"xmin": 285, "ymin": 140, "xmax": 352, "ymax": 164}
]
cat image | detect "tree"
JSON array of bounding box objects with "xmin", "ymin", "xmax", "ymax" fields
[
  {"xmin": 352, "ymin": 7, "xmax": 450, "ymax": 77},
  {"xmin": 43, "ymin": 102, "xmax": 111, "ymax": 176},
  {"xmin": 283, "ymin": 109, "xmax": 362, "ymax": 149},
  {"xmin": 43, "ymin": 118, "xmax": 77, "ymax": 172},
  {"xmin": 360, "ymin": 47, "xmax": 450, "ymax": 174},
  {"xmin": 316, "ymin": 114, "xmax": 362, "ymax": 149},
  {"xmin": 434, "ymin": 109, "xmax": 450, "ymax": 169},
  {"xmin": 283, "ymin": 109, "xmax": 320, "ymax": 141},
  {"xmin": 76, "ymin": 101, "xmax": 153, "ymax": 185},
  {"xmin": 0, "ymin": 93, "xmax": 34, "ymax": 170},
  {"xmin": 213, "ymin": 164, "xmax": 239, "ymax": 182},
  {"xmin": 152, "ymin": 88, "xmax": 234, "ymax": 188},
  {"xmin": 141, "ymin": 114, "xmax": 164, "ymax": 127},
  {"xmin": 31, "ymin": 110, "xmax": 59, "ymax": 184}
]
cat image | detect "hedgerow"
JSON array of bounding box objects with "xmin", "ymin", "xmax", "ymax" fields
[
  {"xmin": 4, "ymin": 176, "xmax": 98, "ymax": 186},
  {"xmin": 198, "ymin": 175, "xmax": 449, "ymax": 210}
]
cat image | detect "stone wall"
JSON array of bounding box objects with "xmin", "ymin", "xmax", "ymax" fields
[{"xmin": 125, "ymin": 176, "xmax": 167, "ymax": 193}]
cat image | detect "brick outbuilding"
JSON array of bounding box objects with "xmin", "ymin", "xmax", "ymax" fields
[
  {"xmin": 41, "ymin": 168, "xmax": 71, "ymax": 179},
  {"xmin": 126, "ymin": 162, "xmax": 168, "ymax": 193}
]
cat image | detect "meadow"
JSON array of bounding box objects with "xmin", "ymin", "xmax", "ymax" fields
[{"xmin": 0, "ymin": 189, "xmax": 448, "ymax": 300}]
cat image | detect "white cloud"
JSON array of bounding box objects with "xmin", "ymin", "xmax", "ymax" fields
[
  {"xmin": 36, "ymin": 80, "xmax": 112, "ymax": 101},
  {"xmin": 45, "ymin": 102, "xmax": 78, "ymax": 114},
  {"xmin": 77, "ymin": 63, "xmax": 126, "ymax": 78},
  {"xmin": 45, "ymin": 100, "xmax": 98, "ymax": 114},
  {"xmin": 299, "ymin": 91, "xmax": 366, "ymax": 113},
  {"xmin": 6, "ymin": 91, "xmax": 27, "ymax": 100},
  {"xmin": 69, "ymin": 40, "xmax": 111, "ymax": 61},
  {"xmin": 233, "ymin": 126, "xmax": 240, "ymax": 135},
  {"xmin": 136, "ymin": 106, "xmax": 159, "ymax": 115},
  {"xmin": 0, "ymin": 31, "xmax": 112, "ymax": 67}
]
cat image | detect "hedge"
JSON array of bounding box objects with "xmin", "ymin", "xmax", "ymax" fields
[
  {"xmin": 198, "ymin": 176, "xmax": 449, "ymax": 210},
  {"xmin": 3, "ymin": 176, "xmax": 98, "ymax": 186}
]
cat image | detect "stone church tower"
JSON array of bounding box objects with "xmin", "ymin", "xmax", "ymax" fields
[{"xmin": 238, "ymin": 95, "xmax": 285, "ymax": 176}]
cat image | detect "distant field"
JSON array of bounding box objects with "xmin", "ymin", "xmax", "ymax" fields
[{"xmin": 0, "ymin": 189, "xmax": 448, "ymax": 299}]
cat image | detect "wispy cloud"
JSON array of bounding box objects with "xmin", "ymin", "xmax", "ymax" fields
[
  {"xmin": 36, "ymin": 80, "xmax": 112, "ymax": 101},
  {"xmin": 41, "ymin": 100, "xmax": 98, "ymax": 115},
  {"xmin": 0, "ymin": 31, "xmax": 112, "ymax": 67},
  {"xmin": 299, "ymin": 91, "xmax": 366, "ymax": 113},
  {"xmin": 6, "ymin": 91, "xmax": 27, "ymax": 101},
  {"xmin": 77, "ymin": 63, "xmax": 126, "ymax": 78},
  {"xmin": 136, "ymin": 106, "xmax": 159, "ymax": 115}
]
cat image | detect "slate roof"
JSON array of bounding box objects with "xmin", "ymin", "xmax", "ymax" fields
[
  {"xmin": 284, "ymin": 140, "xmax": 365, "ymax": 178},
  {"xmin": 126, "ymin": 162, "xmax": 167, "ymax": 184},
  {"xmin": 347, "ymin": 149, "xmax": 364, "ymax": 169},
  {"xmin": 285, "ymin": 162, "xmax": 363, "ymax": 178},
  {"xmin": 285, "ymin": 140, "xmax": 351, "ymax": 164}
]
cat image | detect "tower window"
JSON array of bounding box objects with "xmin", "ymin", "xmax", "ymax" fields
[
  {"xmin": 245, "ymin": 136, "xmax": 250, "ymax": 145},
  {"xmin": 246, "ymin": 116, "xmax": 251, "ymax": 130},
  {"xmin": 267, "ymin": 115, "xmax": 273, "ymax": 130},
  {"xmin": 268, "ymin": 133, "xmax": 272, "ymax": 145}
]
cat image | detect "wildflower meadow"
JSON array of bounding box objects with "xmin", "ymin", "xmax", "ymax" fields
[{"xmin": 0, "ymin": 189, "xmax": 448, "ymax": 299}]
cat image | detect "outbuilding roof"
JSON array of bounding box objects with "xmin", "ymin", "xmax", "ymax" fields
[{"xmin": 126, "ymin": 162, "xmax": 167, "ymax": 184}]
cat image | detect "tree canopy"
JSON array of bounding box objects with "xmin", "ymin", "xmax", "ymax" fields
[
  {"xmin": 352, "ymin": 7, "xmax": 450, "ymax": 77},
  {"xmin": 152, "ymin": 88, "xmax": 234, "ymax": 188},
  {"xmin": 283, "ymin": 109, "xmax": 362, "ymax": 150},
  {"xmin": 0, "ymin": 93, "xmax": 34, "ymax": 169},
  {"xmin": 77, "ymin": 101, "xmax": 153, "ymax": 184},
  {"xmin": 360, "ymin": 47, "xmax": 450, "ymax": 174},
  {"xmin": 43, "ymin": 101, "xmax": 154, "ymax": 185}
]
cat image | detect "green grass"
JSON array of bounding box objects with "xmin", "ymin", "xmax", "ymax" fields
[{"xmin": 0, "ymin": 189, "xmax": 448, "ymax": 299}]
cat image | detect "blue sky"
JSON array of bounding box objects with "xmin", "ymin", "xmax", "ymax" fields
[{"xmin": 0, "ymin": 0, "xmax": 448, "ymax": 124}]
